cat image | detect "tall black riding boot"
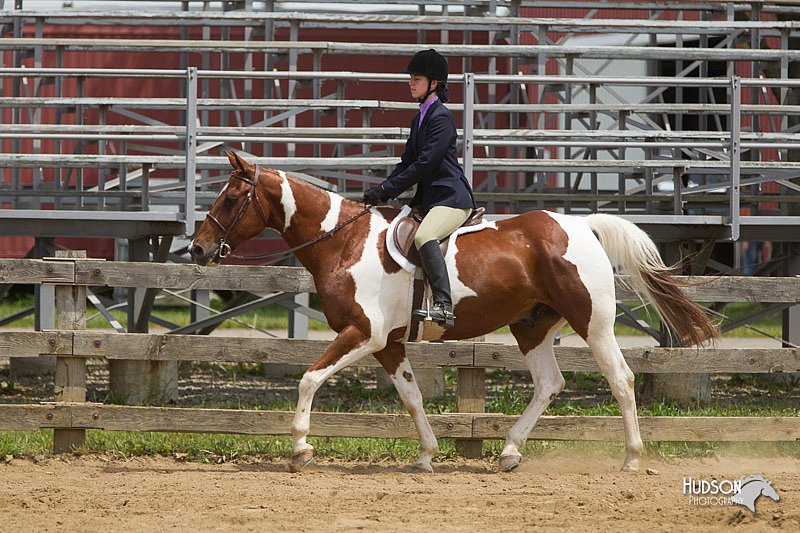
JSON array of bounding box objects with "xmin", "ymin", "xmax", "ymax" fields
[{"xmin": 412, "ymin": 240, "xmax": 456, "ymax": 328}]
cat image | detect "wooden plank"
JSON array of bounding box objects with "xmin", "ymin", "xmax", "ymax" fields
[
  {"xmin": 3, "ymin": 405, "xmax": 798, "ymax": 443},
  {"xmin": 0, "ymin": 404, "xmax": 72, "ymax": 430},
  {"xmin": 72, "ymin": 332, "xmax": 800, "ymax": 374},
  {"xmin": 0, "ymin": 259, "xmax": 74, "ymax": 284},
  {"xmin": 663, "ymin": 276, "xmax": 800, "ymax": 303},
  {"xmin": 66, "ymin": 260, "xmax": 800, "ymax": 303},
  {"xmin": 63, "ymin": 404, "xmax": 474, "ymax": 438},
  {"xmin": 473, "ymin": 415, "xmax": 800, "ymax": 442},
  {"xmin": 72, "ymin": 332, "xmax": 474, "ymax": 368},
  {"xmin": 474, "ymin": 344, "xmax": 800, "ymax": 373},
  {"xmin": 0, "ymin": 331, "xmax": 72, "ymax": 357},
  {"xmin": 74, "ymin": 262, "xmax": 317, "ymax": 292}
]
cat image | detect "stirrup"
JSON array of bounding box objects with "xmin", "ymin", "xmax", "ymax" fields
[{"xmin": 413, "ymin": 304, "xmax": 455, "ymax": 328}]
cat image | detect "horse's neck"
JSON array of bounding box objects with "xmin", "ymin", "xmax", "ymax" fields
[
  {"xmin": 266, "ymin": 174, "xmax": 358, "ymax": 269},
  {"xmin": 264, "ymin": 173, "xmax": 326, "ymax": 242}
]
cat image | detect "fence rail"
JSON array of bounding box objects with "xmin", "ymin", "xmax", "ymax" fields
[{"xmin": 0, "ymin": 258, "xmax": 798, "ymax": 452}]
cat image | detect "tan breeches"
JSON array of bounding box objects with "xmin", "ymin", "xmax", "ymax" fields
[{"xmin": 414, "ymin": 206, "xmax": 473, "ymax": 250}]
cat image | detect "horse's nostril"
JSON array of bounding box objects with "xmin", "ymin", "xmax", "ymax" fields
[{"xmin": 190, "ymin": 244, "xmax": 204, "ymax": 258}]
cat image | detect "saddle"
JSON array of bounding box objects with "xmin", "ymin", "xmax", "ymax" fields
[{"xmin": 392, "ymin": 207, "xmax": 486, "ymax": 267}]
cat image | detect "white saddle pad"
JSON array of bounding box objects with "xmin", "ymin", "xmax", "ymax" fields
[{"xmin": 386, "ymin": 205, "xmax": 493, "ymax": 273}]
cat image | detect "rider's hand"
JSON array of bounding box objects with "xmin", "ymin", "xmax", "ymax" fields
[{"xmin": 362, "ymin": 186, "xmax": 387, "ymax": 206}]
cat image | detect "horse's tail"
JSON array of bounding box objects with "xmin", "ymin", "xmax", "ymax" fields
[{"xmin": 585, "ymin": 213, "xmax": 719, "ymax": 347}]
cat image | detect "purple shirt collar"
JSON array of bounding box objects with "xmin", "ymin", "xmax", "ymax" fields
[{"xmin": 418, "ymin": 96, "xmax": 439, "ymax": 127}]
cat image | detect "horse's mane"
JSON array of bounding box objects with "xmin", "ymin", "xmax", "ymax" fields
[
  {"xmin": 739, "ymin": 475, "xmax": 769, "ymax": 486},
  {"xmin": 282, "ymin": 170, "xmax": 402, "ymax": 217}
]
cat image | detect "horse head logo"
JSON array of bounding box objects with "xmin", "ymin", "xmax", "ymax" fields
[{"xmin": 730, "ymin": 475, "xmax": 780, "ymax": 513}]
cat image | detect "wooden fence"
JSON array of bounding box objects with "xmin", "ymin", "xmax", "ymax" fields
[{"xmin": 0, "ymin": 257, "xmax": 799, "ymax": 453}]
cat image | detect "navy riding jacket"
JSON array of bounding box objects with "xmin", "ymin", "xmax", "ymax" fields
[{"xmin": 379, "ymin": 100, "xmax": 475, "ymax": 215}]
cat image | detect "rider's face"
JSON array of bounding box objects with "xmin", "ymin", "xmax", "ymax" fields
[{"xmin": 409, "ymin": 74, "xmax": 438, "ymax": 101}]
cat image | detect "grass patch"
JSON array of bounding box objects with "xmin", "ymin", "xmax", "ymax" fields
[{"xmin": 4, "ymin": 430, "xmax": 798, "ymax": 464}]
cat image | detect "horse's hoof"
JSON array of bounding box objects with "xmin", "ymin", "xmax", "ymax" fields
[
  {"xmin": 621, "ymin": 458, "xmax": 640, "ymax": 473},
  {"xmin": 499, "ymin": 454, "xmax": 522, "ymax": 472},
  {"xmin": 406, "ymin": 462, "xmax": 434, "ymax": 474},
  {"xmin": 289, "ymin": 449, "xmax": 314, "ymax": 472}
]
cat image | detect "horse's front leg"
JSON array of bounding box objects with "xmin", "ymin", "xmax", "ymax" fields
[
  {"xmin": 290, "ymin": 325, "xmax": 378, "ymax": 472},
  {"xmin": 373, "ymin": 342, "xmax": 439, "ymax": 473}
]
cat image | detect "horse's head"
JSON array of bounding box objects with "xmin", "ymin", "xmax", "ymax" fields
[
  {"xmin": 190, "ymin": 151, "xmax": 270, "ymax": 265},
  {"xmin": 760, "ymin": 480, "xmax": 780, "ymax": 502}
]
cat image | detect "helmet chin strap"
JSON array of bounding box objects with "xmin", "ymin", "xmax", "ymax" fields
[{"xmin": 417, "ymin": 78, "xmax": 437, "ymax": 103}]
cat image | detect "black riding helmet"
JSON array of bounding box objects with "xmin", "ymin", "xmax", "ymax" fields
[
  {"xmin": 403, "ymin": 48, "xmax": 448, "ymax": 82},
  {"xmin": 403, "ymin": 49, "xmax": 450, "ymax": 103}
]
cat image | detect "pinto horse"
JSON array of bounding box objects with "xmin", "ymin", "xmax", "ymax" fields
[{"xmin": 190, "ymin": 152, "xmax": 718, "ymax": 473}]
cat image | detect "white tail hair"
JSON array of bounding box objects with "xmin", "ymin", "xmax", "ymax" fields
[{"xmin": 586, "ymin": 213, "xmax": 718, "ymax": 346}]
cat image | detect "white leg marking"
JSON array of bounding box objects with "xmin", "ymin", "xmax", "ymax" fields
[
  {"xmin": 386, "ymin": 358, "xmax": 439, "ymax": 472},
  {"xmin": 291, "ymin": 337, "xmax": 386, "ymax": 459},
  {"xmin": 586, "ymin": 330, "xmax": 643, "ymax": 472},
  {"xmin": 501, "ymin": 322, "xmax": 565, "ymax": 467},
  {"xmin": 320, "ymin": 192, "xmax": 343, "ymax": 233},
  {"xmin": 277, "ymin": 170, "xmax": 297, "ymax": 231}
]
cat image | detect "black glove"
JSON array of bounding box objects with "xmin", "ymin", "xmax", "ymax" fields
[{"xmin": 362, "ymin": 186, "xmax": 387, "ymax": 206}]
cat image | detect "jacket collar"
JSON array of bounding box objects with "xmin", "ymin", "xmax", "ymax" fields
[{"xmin": 415, "ymin": 98, "xmax": 441, "ymax": 133}]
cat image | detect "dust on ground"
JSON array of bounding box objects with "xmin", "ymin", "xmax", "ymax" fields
[{"xmin": 1, "ymin": 451, "xmax": 797, "ymax": 532}]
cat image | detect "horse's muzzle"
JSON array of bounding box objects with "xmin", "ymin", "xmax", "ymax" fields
[{"xmin": 189, "ymin": 242, "xmax": 217, "ymax": 266}]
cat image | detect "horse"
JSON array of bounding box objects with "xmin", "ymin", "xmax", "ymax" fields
[
  {"xmin": 190, "ymin": 151, "xmax": 718, "ymax": 474},
  {"xmin": 731, "ymin": 475, "xmax": 780, "ymax": 512}
]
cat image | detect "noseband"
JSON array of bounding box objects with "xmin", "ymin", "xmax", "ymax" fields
[{"xmin": 206, "ymin": 167, "xmax": 269, "ymax": 259}]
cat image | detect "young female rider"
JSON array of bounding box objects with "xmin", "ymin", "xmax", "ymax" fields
[{"xmin": 362, "ymin": 49, "xmax": 476, "ymax": 328}]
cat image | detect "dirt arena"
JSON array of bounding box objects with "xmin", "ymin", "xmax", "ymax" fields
[{"xmin": 1, "ymin": 452, "xmax": 796, "ymax": 532}]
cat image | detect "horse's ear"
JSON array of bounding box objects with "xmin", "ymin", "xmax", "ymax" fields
[
  {"xmin": 225, "ymin": 150, "xmax": 242, "ymax": 171},
  {"xmin": 225, "ymin": 150, "xmax": 237, "ymax": 169},
  {"xmin": 229, "ymin": 151, "xmax": 253, "ymax": 175}
]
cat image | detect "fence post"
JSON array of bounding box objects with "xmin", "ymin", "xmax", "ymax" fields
[
  {"xmin": 455, "ymin": 366, "xmax": 485, "ymax": 459},
  {"xmin": 53, "ymin": 250, "xmax": 87, "ymax": 453}
]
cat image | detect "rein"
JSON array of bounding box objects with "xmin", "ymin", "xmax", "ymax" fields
[{"xmin": 208, "ymin": 166, "xmax": 371, "ymax": 263}]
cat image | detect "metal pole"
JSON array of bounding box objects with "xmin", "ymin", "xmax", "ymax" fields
[
  {"xmin": 729, "ymin": 75, "xmax": 741, "ymax": 241},
  {"xmin": 463, "ymin": 73, "xmax": 475, "ymax": 186},
  {"xmin": 185, "ymin": 67, "xmax": 198, "ymax": 236}
]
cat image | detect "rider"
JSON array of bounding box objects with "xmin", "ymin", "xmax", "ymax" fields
[{"xmin": 362, "ymin": 49, "xmax": 476, "ymax": 328}]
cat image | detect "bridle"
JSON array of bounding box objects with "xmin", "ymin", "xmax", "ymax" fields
[
  {"xmin": 205, "ymin": 167, "xmax": 270, "ymax": 259},
  {"xmin": 205, "ymin": 165, "xmax": 371, "ymax": 263}
]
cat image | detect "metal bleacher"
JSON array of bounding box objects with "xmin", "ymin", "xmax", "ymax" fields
[{"xmin": 1, "ymin": 0, "xmax": 799, "ymax": 337}]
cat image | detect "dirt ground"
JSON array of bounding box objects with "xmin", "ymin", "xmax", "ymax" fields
[{"xmin": 1, "ymin": 452, "xmax": 797, "ymax": 532}]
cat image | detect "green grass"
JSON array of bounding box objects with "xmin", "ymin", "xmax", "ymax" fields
[{"xmin": 2, "ymin": 429, "xmax": 798, "ymax": 464}]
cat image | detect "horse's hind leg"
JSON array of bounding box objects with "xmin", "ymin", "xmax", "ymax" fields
[
  {"xmin": 585, "ymin": 327, "xmax": 643, "ymax": 472},
  {"xmin": 290, "ymin": 325, "xmax": 379, "ymax": 472},
  {"xmin": 373, "ymin": 342, "xmax": 438, "ymax": 473},
  {"xmin": 499, "ymin": 310, "xmax": 566, "ymax": 472}
]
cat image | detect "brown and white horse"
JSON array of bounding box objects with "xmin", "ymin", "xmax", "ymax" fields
[{"xmin": 190, "ymin": 152, "xmax": 718, "ymax": 473}]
